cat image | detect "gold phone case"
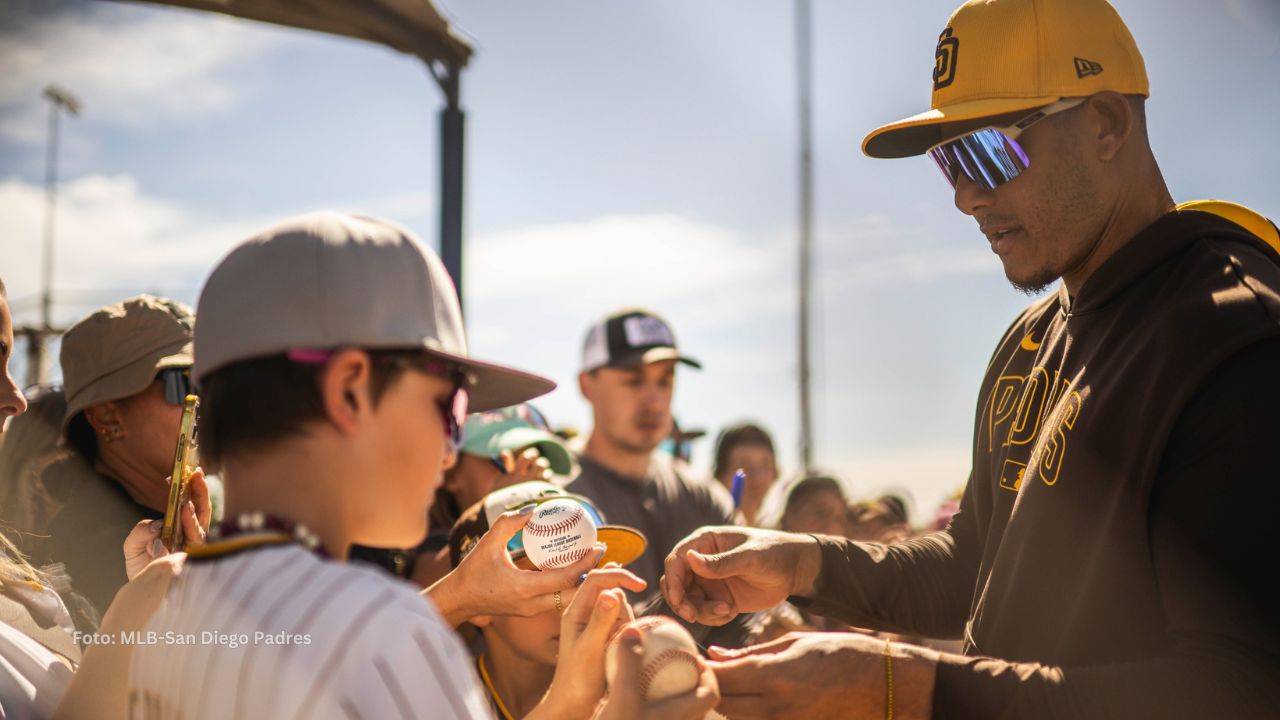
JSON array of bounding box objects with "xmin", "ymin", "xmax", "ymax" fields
[{"xmin": 160, "ymin": 394, "xmax": 199, "ymax": 552}]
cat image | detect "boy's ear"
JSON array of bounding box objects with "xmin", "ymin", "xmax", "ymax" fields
[{"xmin": 318, "ymin": 349, "xmax": 373, "ymax": 434}]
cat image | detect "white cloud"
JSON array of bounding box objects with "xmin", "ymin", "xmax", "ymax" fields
[
  {"xmin": 0, "ymin": 6, "xmax": 277, "ymax": 142},
  {"xmin": 466, "ymin": 214, "xmax": 782, "ymax": 311},
  {"xmin": 0, "ymin": 174, "xmax": 445, "ymax": 330},
  {"xmin": 0, "ymin": 174, "xmax": 271, "ymax": 326}
]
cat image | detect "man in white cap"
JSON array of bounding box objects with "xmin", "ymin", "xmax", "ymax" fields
[
  {"xmin": 126, "ymin": 213, "xmax": 629, "ymax": 719},
  {"xmin": 568, "ymin": 308, "xmax": 735, "ymax": 597},
  {"xmin": 661, "ymin": 0, "xmax": 1280, "ymax": 717}
]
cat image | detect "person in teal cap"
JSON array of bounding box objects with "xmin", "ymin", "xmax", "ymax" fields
[{"xmin": 401, "ymin": 404, "xmax": 575, "ymax": 588}]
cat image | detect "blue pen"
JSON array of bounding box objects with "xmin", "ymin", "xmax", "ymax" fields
[{"xmin": 730, "ymin": 469, "xmax": 746, "ymax": 508}]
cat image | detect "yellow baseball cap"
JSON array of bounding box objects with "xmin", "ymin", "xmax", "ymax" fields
[{"xmin": 863, "ymin": 0, "xmax": 1149, "ymax": 159}]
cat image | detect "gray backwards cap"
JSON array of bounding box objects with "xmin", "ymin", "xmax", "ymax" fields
[{"xmin": 193, "ymin": 211, "xmax": 555, "ymax": 411}]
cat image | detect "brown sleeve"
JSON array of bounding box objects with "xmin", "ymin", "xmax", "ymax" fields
[
  {"xmin": 789, "ymin": 477, "xmax": 982, "ymax": 639},
  {"xmin": 931, "ymin": 339, "xmax": 1280, "ymax": 719}
]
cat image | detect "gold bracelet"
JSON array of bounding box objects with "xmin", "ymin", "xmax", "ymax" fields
[{"xmin": 885, "ymin": 638, "xmax": 894, "ymax": 720}]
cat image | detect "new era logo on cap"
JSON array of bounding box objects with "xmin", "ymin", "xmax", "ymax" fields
[
  {"xmin": 1074, "ymin": 57, "xmax": 1104, "ymax": 78},
  {"xmin": 581, "ymin": 308, "xmax": 702, "ymax": 373}
]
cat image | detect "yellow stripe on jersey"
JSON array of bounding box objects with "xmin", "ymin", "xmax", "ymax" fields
[
  {"xmin": 186, "ymin": 531, "xmax": 295, "ymax": 560},
  {"xmin": 1177, "ymin": 199, "xmax": 1280, "ymax": 255}
]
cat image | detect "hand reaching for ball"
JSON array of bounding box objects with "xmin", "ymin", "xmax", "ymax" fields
[{"xmin": 596, "ymin": 624, "xmax": 720, "ymax": 720}]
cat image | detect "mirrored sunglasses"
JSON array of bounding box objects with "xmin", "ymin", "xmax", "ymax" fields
[{"xmin": 927, "ymin": 98, "xmax": 1084, "ymax": 191}]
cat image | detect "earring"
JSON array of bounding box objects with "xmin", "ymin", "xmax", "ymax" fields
[{"xmin": 101, "ymin": 425, "xmax": 123, "ymax": 443}]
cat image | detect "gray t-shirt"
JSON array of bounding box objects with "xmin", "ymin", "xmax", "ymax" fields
[{"xmin": 566, "ymin": 452, "xmax": 736, "ymax": 596}]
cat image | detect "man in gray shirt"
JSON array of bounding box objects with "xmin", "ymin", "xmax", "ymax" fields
[{"xmin": 567, "ymin": 308, "xmax": 736, "ymax": 597}]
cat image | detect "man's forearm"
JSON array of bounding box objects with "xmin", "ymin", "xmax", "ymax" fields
[
  {"xmin": 789, "ymin": 533, "xmax": 824, "ymax": 597},
  {"xmin": 791, "ymin": 532, "xmax": 975, "ymax": 639}
]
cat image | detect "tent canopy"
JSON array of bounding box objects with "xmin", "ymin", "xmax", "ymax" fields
[
  {"xmin": 128, "ymin": 0, "xmax": 473, "ymax": 68},
  {"xmin": 117, "ymin": 0, "xmax": 474, "ymax": 304}
]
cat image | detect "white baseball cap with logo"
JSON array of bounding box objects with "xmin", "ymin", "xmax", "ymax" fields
[{"xmin": 193, "ymin": 211, "xmax": 554, "ymax": 411}]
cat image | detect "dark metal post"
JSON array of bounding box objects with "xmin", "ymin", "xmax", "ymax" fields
[{"xmin": 437, "ymin": 66, "xmax": 466, "ymax": 314}]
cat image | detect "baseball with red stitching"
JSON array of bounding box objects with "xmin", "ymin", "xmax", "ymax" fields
[
  {"xmin": 605, "ymin": 616, "xmax": 702, "ymax": 702},
  {"xmin": 522, "ymin": 498, "xmax": 598, "ymax": 569}
]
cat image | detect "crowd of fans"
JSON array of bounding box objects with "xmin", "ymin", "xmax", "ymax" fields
[
  {"xmin": 9, "ymin": 0, "xmax": 1272, "ymax": 714},
  {"xmin": 0, "ymin": 220, "xmax": 963, "ymax": 719}
]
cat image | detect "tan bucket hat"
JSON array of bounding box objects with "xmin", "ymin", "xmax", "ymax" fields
[
  {"xmin": 192, "ymin": 211, "xmax": 555, "ymax": 411},
  {"xmin": 60, "ymin": 294, "xmax": 194, "ymax": 430}
]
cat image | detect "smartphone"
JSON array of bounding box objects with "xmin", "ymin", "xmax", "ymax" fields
[{"xmin": 160, "ymin": 394, "xmax": 200, "ymax": 552}]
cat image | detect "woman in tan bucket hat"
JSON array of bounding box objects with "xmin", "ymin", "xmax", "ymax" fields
[{"xmin": 39, "ymin": 294, "xmax": 212, "ymax": 615}]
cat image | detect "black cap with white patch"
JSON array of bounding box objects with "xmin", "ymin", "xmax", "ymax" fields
[{"xmin": 580, "ymin": 308, "xmax": 702, "ymax": 373}]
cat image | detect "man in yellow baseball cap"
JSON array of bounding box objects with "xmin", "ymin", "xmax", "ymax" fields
[{"xmin": 661, "ymin": 0, "xmax": 1280, "ymax": 717}]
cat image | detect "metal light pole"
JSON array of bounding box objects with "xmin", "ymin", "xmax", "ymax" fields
[
  {"xmin": 24, "ymin": 85, "xmax": 81, "ymax": 387},
  {"xmin": 796, "ymin": 0, "xmax": 815, "ymax": 472}
]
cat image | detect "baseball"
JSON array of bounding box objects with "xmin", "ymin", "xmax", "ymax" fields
[
  {"xmin": 522, "ymin": 498, "xmax": 597, "ymax": 569},
  {"xmin": 605, "ymin": 616, "xmax": 702, "ymax": 702}
]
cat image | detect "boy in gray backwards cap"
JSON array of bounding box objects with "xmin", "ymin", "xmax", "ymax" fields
[{"xmin": 125, "ymin": 212, "xmax": 714, "ymax": 720}]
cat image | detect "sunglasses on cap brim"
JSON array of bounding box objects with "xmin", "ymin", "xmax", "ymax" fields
[
  {"xmin": 926, "ymin": 97, "xmax": 1085, "ymax": 192},
  {"xmin": 159, "ymin": 368, "xmax": 193, "ymax": 406}
]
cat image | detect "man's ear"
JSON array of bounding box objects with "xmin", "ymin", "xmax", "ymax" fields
[
  {"xmin": 578, "ymin": 371, "xmax": 593, "ymax": 401},
  {"xmin": 1086, "ymin": 91, "xmax": 1134, "ymax": 163},
  {"xmin": 318, "ymin": 349, "xmax": 373, "ymax": 434},
  {"xmin": 469, "ymin": 614, "xmax": 492, "ymax": 628},
  {"xmin": 83, "ymin": 401, "xmax": 123, "ymax": 433}
]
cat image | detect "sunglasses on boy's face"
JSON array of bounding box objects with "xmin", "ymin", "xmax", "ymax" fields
[
  {"xmin": 285, "ymin": 348, "xmax": 470, "ymax": 451},
  {"xmin": 159, "ymin": 368, "xmax": 193, "ymax": 405},
  {"xmin": 398, "ymin": 357, "xmax": 469, "ymax": 451},
  {"xmin": 927, "ymin": 97, "xmax": 1084, "ymax": 192}
]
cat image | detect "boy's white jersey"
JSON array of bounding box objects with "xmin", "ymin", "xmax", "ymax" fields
[{"xmin": 128, "ymin": 544, "xmax": 493, "ymax": 720}]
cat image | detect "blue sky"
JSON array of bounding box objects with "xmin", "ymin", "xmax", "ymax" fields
[{"xmin": 2, "ymin": 0, "xmax": 1278, "ymax": 521}]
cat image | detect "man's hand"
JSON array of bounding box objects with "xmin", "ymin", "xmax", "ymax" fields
[
  {"xmin": 593, "ymin": 626, "xmax": 720, "ymax": 720},
  {"xmin": 659, "ymin": 527, "xmax": 823, "ymax": 625},
  {"xmin": 707, "ymin": 632, "xmax": 937, "ymax": 720},
  {"xmin": 425, "ymin": 506, "xmax": 646, "ymax": 626}
]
